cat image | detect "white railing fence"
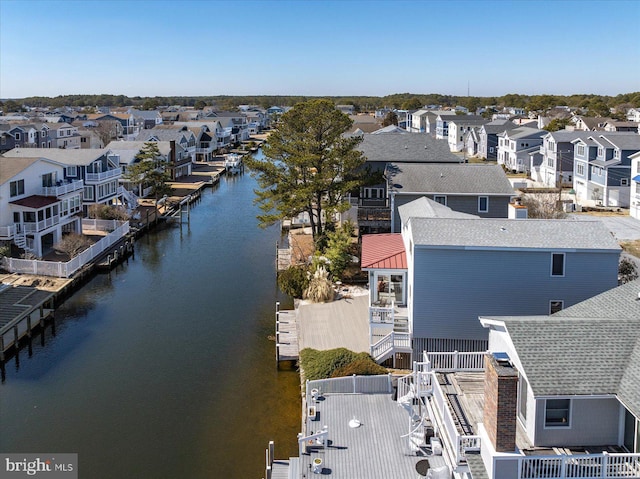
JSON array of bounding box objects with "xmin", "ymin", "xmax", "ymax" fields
[
  {"xmin": 82, "ymin": 218, "xmax": 121, "ymax": 232},
  {"xmin": 0, "ymin": 224, "xmax": 16, "ymax": 239},
  {"xmin": 306, "ymin": 374, "xmax": 393, "ymax": 396},
  {"xmin": 371, "ymin": 332, "xmax": 411, "ymax": 362},
  {"xmin": 2, "ymin": 222, "xmax": 130, "ymax": 278},
  {"xmin": 517, "ymin": 453, "xmax": 640, "ymax": 479},
  {"xmin": 370, "ymin": 305, "xmax": 394, "ymax": 324},
  {"xmin": 424, "ymin": 351, "xmax": 486, "ymax": 372}
]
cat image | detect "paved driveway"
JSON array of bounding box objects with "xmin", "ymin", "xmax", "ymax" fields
[{"xmin": 570, "ymin": 214, "xmax": 640, "ymax": 241}]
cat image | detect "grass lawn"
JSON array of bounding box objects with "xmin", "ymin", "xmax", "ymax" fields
[{"xmin": 621, "ymin": 240, "xmax": 640, "ymax": 258}]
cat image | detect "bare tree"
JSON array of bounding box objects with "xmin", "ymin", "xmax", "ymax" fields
[
  {"xmin": 54, "ymin": 233, "xmax": 93, "ymax": 258},
  {"xmin": 94, "ymin": 120, "xmax": 122, "ymax": 144},
  {"xmin": 520, "ymin": 193, "xmax": 567, "ymax": 219}
]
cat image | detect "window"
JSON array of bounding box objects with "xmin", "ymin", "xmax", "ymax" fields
[
  {"xmin": 434, "ymin": 195, "xmax": 447, "ymax": 206},
  {"xmin": 83, "ymin": 186, "xmax": 94, "ymax": 201},
  {"xmin": 66, "ymin": 166, "xmax": 77, "ymax": 177},
  {"xmin": 576, "ymin": 144, "xmax": 585, "ymax": 156},
  {"xmin": 549, "ymin": 300, "xmax": 564, "ymax": 314},
  {"xmin": 518, "ymin": 375, "xmax": 528, "ymax": 422},
  {"xmin": 489, "ymin": 147, "xmax": 494, "ymax": 153},
  {"xmin": 545, "ymin": 399, "xmax": 571, "ymax": 427},
  {"xmin": 576, "ymin": 162, "xmax": 585, "ymax": 176},
  {"xmin": 14, "ymin": 132, "xmax": 21, "ymax": 140},
  {"xmin": 597, "ymin": 147, "xmax": 604, "ymax": 157},
  {"xmin": 478, "ymin": 196, "xmax": 489, "ymax": 213},
  {"xmin": 621, "ymin": 178, "xmax": 629, "ymax": 186},
  {"xmin": 551, "ymin": 253, "xmax": 565, "ymax": 277},
  {"xmin": 10, "ymin": 179, "xmax": 25, "ymax": 197}
]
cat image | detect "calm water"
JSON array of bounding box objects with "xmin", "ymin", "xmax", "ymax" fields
[{"xmin": 0, "ymin": 165, "xmax": 301, "ymax": 478}]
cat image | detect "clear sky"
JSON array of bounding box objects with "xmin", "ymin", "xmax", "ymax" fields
[{"xmin": 1, "ymin": 0, "xmax": 639, "ymax": 99}]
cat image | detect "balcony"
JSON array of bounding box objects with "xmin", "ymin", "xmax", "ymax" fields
[
  {"xmin": 85, "ymin": 168, "xmax": 122, "ymax": 183},
  {"xmin": 358, "ymin": 206, "xmax": 391, "ymax": 225},
  {"xmin": 41, "ymin": 179, "xmax": 84, "ymax": 197},
  {"xmin": 0, "ymin": 224, "xmax": 16, "ymax": 240},
  {"xmin": 23, "ymin": 215, "xmax": 60, "ymax": 233}
]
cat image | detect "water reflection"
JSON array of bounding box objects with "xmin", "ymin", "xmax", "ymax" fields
[{"xmin": 0, "ymin": 168, "xmax": 300, "ymax": 478}]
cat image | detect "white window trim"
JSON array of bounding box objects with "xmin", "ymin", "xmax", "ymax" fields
[
  {"xmin": 478, "ymin": 196, "xmax": 489, "ymax": 213},
  {"xmin": 544, "ymin": 398, "xmax": 572, "ymax": 429},
  {"xmin": 551, "ymin": 253, "xmax": 565, "ymax": 277}
]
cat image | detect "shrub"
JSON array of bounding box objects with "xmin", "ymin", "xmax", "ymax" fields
[
  {"xmin": 304, "ymin": 266, "xmax": 334, "ymax": 303},
  {"xmin": 88, "ymin": 204, "xmax": 130, "ymax": 220},
  {"xmin": 299, "ymin": 347, "xmax": 386, "ymax": 381},
  {"xmin": 278, "ymin": 265, "xmax": 310, "ymax": 298},
  {"xmin": 619, "ymin": 257, "xmax": 639, "ymax": 284}
]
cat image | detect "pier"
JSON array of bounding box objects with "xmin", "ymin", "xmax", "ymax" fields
[{"xmin": 275, "ymin": 302, "xmax": 299, "ymax": 365}]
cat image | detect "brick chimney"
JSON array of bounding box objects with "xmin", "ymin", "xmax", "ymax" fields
[{"xmin": 483, "ymin": 352, "xmax": 518, "ymax": 452}]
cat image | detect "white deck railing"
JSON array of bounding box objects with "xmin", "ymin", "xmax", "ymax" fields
[
  {"xmin": 515, "ymin": 452, "xmax": 640, "ymax": 479},
  {"xmin": 85, "ymin": 168, "xmax": 122, "ymax": 182},
  {"xmin": 23, "ymin": 215, "xmax": 60, "ymax": 233},
  {"xmin": 0, "ymin": 224, "xmax": 16, "ymax": 239},
  {"xmin": 424, "ymin": 351, "xmax": 486, "ymax": 372},
  {"xmin": 1, "ymin": 222, "xmax": 130, "ymax": 277},
  {"xmin": 371, "ymin": 332, "xmax": 411, "ymax": 361},
  {"xmin": 428, "ymin": 369, "xmax": 480, "ymax": 465},
  {"xmin": 370, "ymin": 305, "xmax": 394, "ymax": 324},
  {"xmin": 41, "ymin": 180, "xmax": 84, "ymax": 197}
]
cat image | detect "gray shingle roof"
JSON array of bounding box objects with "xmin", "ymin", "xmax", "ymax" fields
[
  {"xmin": 484, "ymin": 279, "xmax": 640, "ymax": 417},
  {"xmin": 399, "ymin": 197, "xmax": 478, "ymax": 224},
  {"xmin": 387, "ymin": 163, "xmax": 515, "ymax": 195},
  {"xmin": 595, "ymin": 133, "xmax": 640, "ymax": 150},
  {"xmin": 357, "ymin": 133, "xmax": 462, "ymax": 164},
  {"xmin": 409, "ymin": 217, "xmax": 621, "ymax": 251},
  {"xmin": 3, "ymin": 148, "xmax": 108, "ymax": 166}
]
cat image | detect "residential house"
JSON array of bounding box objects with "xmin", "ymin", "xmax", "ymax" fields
[
  {"xmin": 627, "ymin": 108, "xmax": 640, "ymax": 122},
  {"xmin": 4, "ymin": 148, "xmax": 123, "ymax": 216},
  {"xmin": 477, "ymin": 120, "xmax": 518, "ymax": 160},
  {"xmin": 204, "ymin": 111, "xmax": 250, "ymax": 143},
  {"xmin": 386, "ymin": 163, "xmax": 515, "ymax": 231},
  {"xmin": 46, "ymin": 122, "xmax": 81, "ymax": 149},
  {"xmin": 347, "ymin": 114, "xmax": 381, "ymax": 134},
  {"xmin": 336, "ymin": 105, "xmax": 355, "ymax": 115},
  {"xmin": 172, "ymin": 121, "xmax": 229, "ymax": 158},
  {"xmin": 572, "ymin": 116, "xmax": 610, "ymax": 131},
  {"xmin": 436, "ymin": 113, "xmax": 476, "ymax": 140},
  {"xmin": 361, "ymin": 207, "xmax": 620, "ymax": 361},
  {"xmin": 497, "ymin": 127, "xmax": 547, "ymax": 173},
  {"xmin": 77, "ymin": 128, "xmax": 104, "ymax": 149},
  {"xmin": 447, "ymin": 117, "xmax": 489, "ymax": 152},
  {"xmin": 572, "ymin": 133, "xmax": 640, "ymax": 207},
  {"xmin": 0, "ymin": 156, "xmax": 84, "ymax": 258},
  {"xmin": 409, "ymin": 109, "xmax": 430, "ymax": 133},
  {"xmin": 352, "ymin": 133, "xmax": 462, "ymax": 234},
  {"xmin": 536, "ymin": 130, "xmax": 587, "ymax": 187},
  {"xmin": 470, "ymin": 279, "xmax": 640, "ymax": 477},
  {"xmin": 135, "ymin": 126, "xmax": 195, "ymax": 178},
  {"xmin": 603, "ymin": 120, "xmax": 639, "ymax": 133},
  {"xmin": 86, "ymin": 113, "xmax": 139, "ymax": 140},
  {"xmin": 631, "ymin": 150, "xmax": 640, "ymax": 219},
  {"xmin": 129, "ymin": 109, "xmax": 163, "ymax": 130}
]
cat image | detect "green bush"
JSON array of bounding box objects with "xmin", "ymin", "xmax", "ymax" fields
[
  {"xmin": 299, "ymin": 347, "xmax": 387, "ymax": 381},
  {"xmin": 277, "ymin": 265, "xmax": 309, "ymax": 298}
]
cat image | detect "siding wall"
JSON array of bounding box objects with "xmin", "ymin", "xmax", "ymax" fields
[
  {"xmin": 534, "ymin": 397, "xmax": 620, "ymax": 446},
  {"xmin": 410, "ymin": 248, "xmax": 619, "ymax": 342},
  {"xmin": 393, "ymin": 194, "xmax": 511, "ymax": 231}
]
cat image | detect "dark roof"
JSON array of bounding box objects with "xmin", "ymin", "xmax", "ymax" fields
[
  {"xmin": 387, "ymin": 163, "xmax": 515, "ymax": 196},
  {"xmin": 357, "ymin": 133, "xmax": 462, "ymax": 164},
  {"xmin": 10, "ymin": 195, "xmax": 59, "ymax": 208}
]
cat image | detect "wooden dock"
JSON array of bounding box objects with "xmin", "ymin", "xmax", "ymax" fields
[{"xmin": 275, "ymin": 302, "xmax": 299, "ymax": 364}]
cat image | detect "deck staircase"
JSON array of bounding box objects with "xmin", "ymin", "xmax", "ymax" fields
[
  {"xmin": 121, "ymin": 188, "xmax": 139, "ymax": 211},
  {"xmin": 14, "ymin": 232, "xmax": 36, "ymax": 256},
  {"xmin": 372, "ymin": 331, "xmax": 412, "ymax": 363}
]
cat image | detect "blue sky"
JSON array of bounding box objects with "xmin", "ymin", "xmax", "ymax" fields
[{"xmin": 1, "ymin": 0, "xmax": 639, "ymax": 99}]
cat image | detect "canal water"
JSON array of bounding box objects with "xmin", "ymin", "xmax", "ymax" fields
[{"xmin": 0, "ymin": 166, "xmax": 301, "ymax": 478}]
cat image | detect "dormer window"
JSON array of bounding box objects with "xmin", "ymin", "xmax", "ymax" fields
[{"xmin": 597, "ymin": 147, "xmax": 604, "ymax": 157}]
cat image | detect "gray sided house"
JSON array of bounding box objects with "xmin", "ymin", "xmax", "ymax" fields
[
  {"xmin": 537, "ymin": 130, "xmax": 588, "ymax": 188},
  {"xmin": 478, "ymin": 120, "xmax": 518, "ymax": 160},
  {"xmin": 387, "ymin": 163, "xmax": 515, "ymax": 232},
  {"xmin": 404, "ymin": 217, "xmax": 620, "ymax": 354},
  {"xmin": 353, "ymin": 133, "xmax": 462, "ymax": 234},
  {"xmin": 481, "ymin": 278, "xmax": 640, "ymax": 454}
]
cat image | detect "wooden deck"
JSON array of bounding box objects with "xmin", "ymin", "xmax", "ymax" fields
[{"xmin": 276, "ymin": 309, "xmax": 299, "ymax": 362}]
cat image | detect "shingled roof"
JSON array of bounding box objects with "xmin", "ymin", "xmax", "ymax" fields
[{"xmin": 482, "ymin": 279, "xmax": 640, "ymax": 418}]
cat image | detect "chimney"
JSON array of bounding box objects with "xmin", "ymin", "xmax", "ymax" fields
[{"xmin": 483, "ymin": 352, "xmax": 518, "ymax": 452}]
